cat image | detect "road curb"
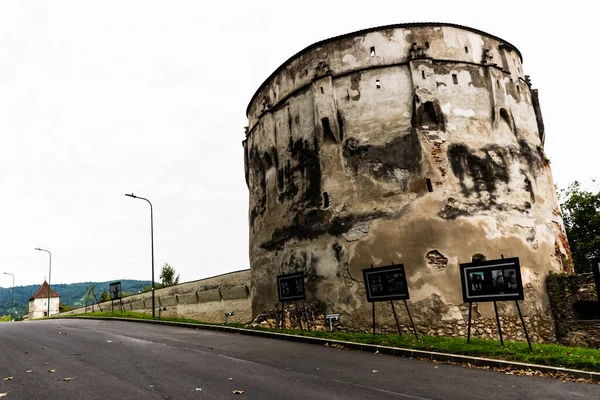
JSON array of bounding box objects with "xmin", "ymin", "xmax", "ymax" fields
[{"xmin": 58, "ymin": 316, "xmax": 600, "ymax": 382}]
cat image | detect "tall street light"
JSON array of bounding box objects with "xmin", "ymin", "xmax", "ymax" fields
[
  {"xmin": 125, "ymin": 193, "xmax": 155, "ymax": 318},
  {"xmin": 34, "ymin": 248, "xmax": 52, "ymax": 317},
  {"xmin": 2, "ymin": 272, "xmax": 14, "ymax": 321}
]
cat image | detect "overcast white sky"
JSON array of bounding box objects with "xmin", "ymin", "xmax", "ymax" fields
[{"xmin": 1, "ymin": 1, "xmax": 598, "ymax": 288}]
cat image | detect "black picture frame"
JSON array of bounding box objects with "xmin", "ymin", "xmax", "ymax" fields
[
  {"xmin": 460, "ymin": 257, "xmax": 524, "ymax": 303},
  {"xmin": 109, "ymin": 281, "xmax": 122, "ymax": 300},
  {"xmin": 363, "ymin": 264, "xmax": 410, "ymax": 302},
  {"xmin": 592, "ymin": 258, "xmax": 600, "ymax": 301},
  {"xmin": 277, "ymin": 272, "xmax": 305, "ymax": 302}
]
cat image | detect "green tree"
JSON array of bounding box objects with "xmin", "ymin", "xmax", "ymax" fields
[
  {"xmin": 83, "ymin": 285, "xmax": 96, "ymax": 305},
  {"xmin": 560, "ymin": 181, "xmax": 600, "ymax": 273},
  {"xmin": 100, "ymin": 290, "xmax": 110, "ymax": 302},
  {"xmin": 159, "ymin": 263, "xmax": 180, "ymax": 287}
]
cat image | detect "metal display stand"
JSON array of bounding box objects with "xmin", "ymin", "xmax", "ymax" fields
[
  {"xmin": 277, "ymin": 272, "xmax": 307, "ymax": 330},
  {"xmin": 462, "ymin": 256, "xmax": 532, "ymax": 351},
  {"xmin": 364, "ymin": 262, "xmax": 418, "ymax": 340}
]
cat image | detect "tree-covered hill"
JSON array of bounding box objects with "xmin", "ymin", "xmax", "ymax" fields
[{"xmin": 0, "ymin": 280, "xmax": 150, "ymax": 318}]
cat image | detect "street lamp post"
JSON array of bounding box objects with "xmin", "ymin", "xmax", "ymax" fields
[
  {"xmin": 125, "ymin": 193, "xmax": 155, "ymax": 318},
  {"xmin": 34, "ymin": 248, "xmax": 52, "ymax": 317},
  {"xmin": 2, "ymin": 272, "xmax": 14, "ymax": 321}
]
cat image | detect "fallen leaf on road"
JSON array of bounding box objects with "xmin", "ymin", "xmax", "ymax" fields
[
  {"xmin": 228, "ymin": 378, "xmax": 233, "ymax": 381},
  {"xmin": 25, "ymin": 371, "xmax": 32, "ymax": 373},
  {"xmin": 42, "ymin": 347, "xmax": 46, "ymax": 350},
  {"xmin": 58, "ymin": 332, "xmax": 62, "ymax": 335},
  {"xmin": 375, "ymin": 350, "xmax": 380, "ymax": 355},
  {"xmin": 48, "ymin": 370, "xmax": 56, "ymax": 373},
  {"xmin": 44, "ymin": 363, "xmax": 48, "ymax": 366},
  {"xmin": 372, "ymin": 370, "xmax": 378, "ymax": 373},
  {"xmin": 3, "ymin": 377, "xmax": 13, "ymax": 381},
  {"xmin": 55, "ymin": 377, "xmax": 75, "ymax": 381},
  {"xmin": 0, "ymin": 393, "xmax": 7, "ymax": 397},
  {"xmin": 232, "ymin": 390, "xmax": 245, "ymax": 394},
  {"xmin": 106, "ymin": 340, "xmax": 112, "ymax": 343},
  {"xmin": 195, "ymin": 388, "xmax": 202, "ymax": 391}
]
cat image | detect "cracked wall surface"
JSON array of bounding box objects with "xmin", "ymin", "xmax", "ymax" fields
[{"xmin": 243, "ymin": 23, "xmax": 572, "ymax": 341}]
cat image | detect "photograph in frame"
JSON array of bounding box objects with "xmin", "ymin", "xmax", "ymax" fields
[
  {"xmin": 460, "ymin": 258, "xmax": 524, "ymax": 303},
  {"xmin": 363, "ymin": 264, "xmax": 410, "ymax": 302},
  {"xmin": 592, "ymin": 258, "xmax": 600, "ymax": 301},
  {"xmin": 277, "ymin": 272, "xmax": 306, "ymax": 302}
]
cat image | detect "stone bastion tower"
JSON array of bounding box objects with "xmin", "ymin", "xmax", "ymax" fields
[{"xmin": 243, "ymin": 23, "xmax": 571, "ymax": 341}]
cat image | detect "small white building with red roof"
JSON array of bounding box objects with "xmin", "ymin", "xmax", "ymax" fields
[{"xmin": 28, "ymin": 280, "xmax": 60, "ymax": 319}]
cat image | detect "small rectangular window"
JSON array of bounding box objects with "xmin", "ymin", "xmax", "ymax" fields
[
  {"xmin": 376, "ymin": 79, "xmax": 381, "ymax": 89},
  {"xmin": 426, "ymin": 179, "xmax": 433, "ymax": 193},
  {"xmin": 422, "ymin": 70, "xmax": 426, "ymax": 79},
  {"xmin": 320, "ymin": 86, "xmax": 324, "ymax": 94},
  {"xmin": 323, "ymin": 192, "xmax": 330, "ymax": 208},
  {"xmin": 465, "ymin": 46, "xmax": 469, "ymax": 53},
  {"xmin": 425, "ymin": 42, "xmax": 430, "ymax": 49},
  {"xmin": 370, "ymin": 46, "xmax": 376, "ymax": 57},
  {"xmin": 452, "ymin": 74, "xmax": 458, "ymax": 84}
]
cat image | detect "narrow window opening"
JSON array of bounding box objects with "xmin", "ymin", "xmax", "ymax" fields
[
  {"xmin": 336, "ymin": 111, "xmax": 345, "ymax": 141},
  {"xmin": 452, "ymin": 74, "xmax": 458, "ymax": 84},
  {"xmin": 322, "ymin": 192, "xmax": 330, "ymax": 208},
  {"xmin": 376, "ymin": 79, "xmax": 381, "ymax": 89},
  {"xmin": 496, "ymin": 80, "xmax": 500, "ymax": 88},
  {"xmin": 421, "ymin": 70, "xmax": 426, "ymax": 79},
  {"xmin": 465, "ymin": 46, "xmax": 469, "ymax": 54},
  {"xmin": 517, "ymin": 85, "xmax": 520, "ymax": 93},
  {"xmin": 425, "ymin": 42, "xmax": 430, "ymax": 49},
  {"xmin": 321, "ymin": 117, "xmax": 336, "ymax": 143},
  {"xmin": 370, "ymin": 46, "xmax": 376, "ymax": 57},
  {"xmin": 320, "ymin": 86, "xmax": 324, "ymax": 94},
  {"xmin": 426, "ymin": 178, "xmax": 433, "ymax": 192},
  {"xmin": 420, "ymin": 101, "xmax": 439, "ymax": 128}
]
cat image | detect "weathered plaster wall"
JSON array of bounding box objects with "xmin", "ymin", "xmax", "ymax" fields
[
  {"xmin": 244, "ymin": 23, "xmax": 571, "ymax": 342},
  {"xmin": 61, "ymin": 270, "xmax": 252, "ymax": 325},
  {"xmin": 29, "ymin": 297, "xmax": 59, "ymax": 319}
]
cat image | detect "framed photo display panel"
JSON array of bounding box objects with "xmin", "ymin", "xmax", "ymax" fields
[
  {"xmin": 592, "ymin": 258, "xmax": 600, "ymax": 300},
  {"xmin": 277, "ymin": 272, "xmax": 306, "ymax": 302},
  {"xmin": 460, "ymin": 257, "xmax": 524, "ymax": 303},
  {"xmin": 363, "ymin": 264, "xmax": 410, "ymax": 302},
  {"xmin": 109, "ymin": 281, "xmax": 122, "ymax": 300}
]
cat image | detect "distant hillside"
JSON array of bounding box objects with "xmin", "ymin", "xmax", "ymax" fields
[{"xmin": 0, "ymin": 280, "xmax": 151, "ymax": 318}]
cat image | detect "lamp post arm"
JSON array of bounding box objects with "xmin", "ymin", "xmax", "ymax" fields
[{"xmin": 125, "ymin": 194, "xmax": 155, "ymax": 318}]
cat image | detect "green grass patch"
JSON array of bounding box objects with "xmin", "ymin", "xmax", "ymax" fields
[{"xmin": 61, "ymin": 312, "xmax": 600, "ymax": 373}]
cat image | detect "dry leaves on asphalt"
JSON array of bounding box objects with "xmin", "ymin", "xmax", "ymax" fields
[
  {"xmin": 25, "ymin": 371, "xmax": 32, "ymax": 373},
  {"xmin": 195, "ymin": 388, "xmax": 202, "ymax": 391},
  {"xmin": 232, "ymin": 390, "xmax": 245, "ymax": 394},
  {"xmin": 0, "ymin": 393, "xmax": 7, "ymax": 397},
  {"xmin": 55, "ymin": 377, "xmax": 75, "ymax": 381},
  {"xmin": 48, "ymin": 369, "xmax": 56, "ymax": 373}
]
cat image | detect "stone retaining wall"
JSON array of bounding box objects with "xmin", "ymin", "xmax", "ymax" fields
[
  {"xmin": 61, "ymin": 269, "xmax": 251, "ymax": 324},
  {"xmin": 547, "ymin": 272, "xmax": 600, "ymax": 347}
]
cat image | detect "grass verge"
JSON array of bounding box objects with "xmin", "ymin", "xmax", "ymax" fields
[{"xmin": 60, "ymin": 312, "xmax": 600, "ymax": 373}]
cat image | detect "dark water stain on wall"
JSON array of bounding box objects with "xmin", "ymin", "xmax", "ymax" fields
[
  {"xmin": 448, "ymin": 143, "xmax": 509, "ymax": 203},
  {"xmin": 343, "ymin": 133, "xmax": 422, "ymax": 185}
]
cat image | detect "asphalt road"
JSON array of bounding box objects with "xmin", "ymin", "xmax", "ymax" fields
[{"xmin": 0, "ymin": 319, "xmax": 598, "ymax": 399}]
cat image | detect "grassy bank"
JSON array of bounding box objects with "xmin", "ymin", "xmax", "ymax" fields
[{"xmin": 60, "ymin": 312, "xmax": 600, "ymax": 373}]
